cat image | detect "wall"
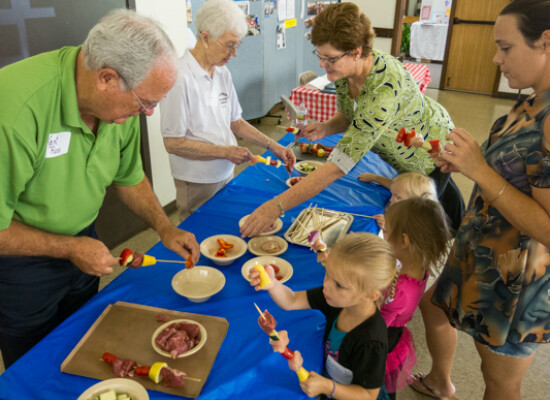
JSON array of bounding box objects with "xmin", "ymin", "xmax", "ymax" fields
[
  {"xmin": 347, "ymin": 0, "xmax": 395, "ymax": 54},
  {"xmin": 134, "ymin": 0, "xmax": 190, "ymax": 206}
]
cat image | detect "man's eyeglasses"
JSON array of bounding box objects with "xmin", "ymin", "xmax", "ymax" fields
[
  {"xmin": 116, "ymin": 71, "xmax": 158, "ymax": 113},
  {"xmin": 312, "ymin": 50, "xmax": 350, "ymax": 64},
  {"xmin": 217, "ymin": 39, "xmax": 241, "ymax": 54}
]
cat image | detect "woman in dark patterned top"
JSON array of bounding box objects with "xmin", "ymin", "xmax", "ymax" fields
[
  {"xmin": 413, "ymin": 1, "xmax": 550, "ymax": 399},
  {"xmin": 240, "ymin": 2, "xmax": 464, "ymax": 238}
]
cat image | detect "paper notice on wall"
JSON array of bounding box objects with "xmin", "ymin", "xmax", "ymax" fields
[{"xmin": 278, "ymin": 0, "xmax": 295, "ymax": 21}]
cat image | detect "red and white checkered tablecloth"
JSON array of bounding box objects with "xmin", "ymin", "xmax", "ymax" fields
[{"xmin": 290, "ymin": 62, "xmax": 431, "ymax": 122}]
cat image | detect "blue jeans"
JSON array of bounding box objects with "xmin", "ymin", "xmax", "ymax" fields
[{"xmin": 0, "ymin": 224, "xmax": 99, "ymax": 368}]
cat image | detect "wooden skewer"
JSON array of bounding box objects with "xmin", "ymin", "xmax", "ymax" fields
[
  {"xmin": 156, "ymin": 259, "xmax": 188, "ymax": 264},
  {"xmin": 254, "ymin": 302, "xmax": 266, "ymax": 320},
  {"xmin": 182, "ymin": 376, "xmax": 202, "ymax": 382},
  {"xmin": 344, "ymin": 212, "xmax": 376, "ymax": 219}
]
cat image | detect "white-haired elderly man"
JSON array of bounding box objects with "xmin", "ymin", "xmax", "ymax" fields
[
  {"xmin": 0, "ymin": 9, "xmax": 200, "ymax": 368},
  {"xmin": 161, "ymin": 0, "xmax": 296, "ymax": 222}
]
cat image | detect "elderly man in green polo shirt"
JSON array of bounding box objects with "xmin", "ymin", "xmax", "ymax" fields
[{"xmin": 0, "ymin": 9, "xmax": 200, "ymax": 368}]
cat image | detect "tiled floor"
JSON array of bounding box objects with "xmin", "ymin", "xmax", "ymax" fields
[{"xmin": 3, "ymin": 89, "xmax": 549, "ymax": 400}]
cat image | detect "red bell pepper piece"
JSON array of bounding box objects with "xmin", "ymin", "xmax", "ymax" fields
[
  {"xmin": 429, "ymin": 139, "xmax": 441, "ymax": 154},
  {"xmin": 403, "ymin": 129, "xmax": 417, "ymax": 147},
  {"xmin": 215, "ymin": 248, "xmax": 226, "ymax": 257},
  {"xmin": 119, "ymin": 248, "xmax": 134, "ymax": 266},
  {"xmin": 135, "ymin": 365, "xmax": 151, "ymax": 376},
  {"xmin": 218, "ymin": 238, "xmax": 234, "ymax": 249},
  {"xmin": 185, "ymin": 257, "xmax": 194, "ymax": 269},
  {"xmin": 281, "ymin": 347, "xmax": 295, "ymax": 360},
  {"xmin": 102, "ymin": 352, "xmax": 118, "ymax": 365},
  {"xmin": 396, "ymin": 127, "xmax": 407, "ymax": 143}
]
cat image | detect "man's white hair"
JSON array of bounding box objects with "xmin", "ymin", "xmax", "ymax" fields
[{"xmin": 82, "ymin": 9, "xmax": 176, "ymax": 90}]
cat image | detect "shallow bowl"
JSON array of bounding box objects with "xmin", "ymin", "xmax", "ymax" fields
[
  {"xmin": 241, "ymin": 256, "xmax": 293, "ymax": 285},
  {"xmin": 77, "ymin": 378, "xmax": 149, "ymax": 400},
  {"xmin": 200, "ymin": 234, "xmax": 247, "ymax": 266},
  {"xmin": 151, "ymin": 318, "xmax": 207, "ymax": 359},
  {"xmin": 239, "ymin": 215, "xmax": 283, "ymax": 236},
  {"xmin": 247, "ymin": 236, "xmax": 288, "ymax": 257},
  {"xmin": 172, "ymin": 266, "xmax": 225, "ymax": 302}
]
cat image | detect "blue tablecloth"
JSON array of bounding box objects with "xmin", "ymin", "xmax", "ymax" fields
[{"xmin": 0, "ymin": 133, "xmax": 396, "ymax": 399}]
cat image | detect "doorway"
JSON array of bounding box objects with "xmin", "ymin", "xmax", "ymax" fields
[{"xmin": 441, "ymin": 0, "xmax": 510, "ymax": 94}]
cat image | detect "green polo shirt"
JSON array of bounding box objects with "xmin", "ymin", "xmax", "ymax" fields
[{"xmin": 0, "ymin": 46, "xmax": 144, "ymax": 235}]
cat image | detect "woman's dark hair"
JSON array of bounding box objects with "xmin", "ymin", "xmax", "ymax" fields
[
  {"xmin": 311, "ymin": 2, "xmax": 375, "ymax": 58},
  {"xmin": 500, "ymin": 0, "xmax": 550, "ymax": 47}
]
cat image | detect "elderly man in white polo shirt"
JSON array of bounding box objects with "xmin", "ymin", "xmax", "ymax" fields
[{"xmin": 161, "ymin": 0, "xmax": 295, "ymax": 221}]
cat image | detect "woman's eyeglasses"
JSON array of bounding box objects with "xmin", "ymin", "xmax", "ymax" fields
[
  {"xmin": 217, "ymin": 40, "xmax": 241, "ymax": 54},
  {"xmin": 312, "ymin": 50, "xmax": 350, "ymax": 64}
]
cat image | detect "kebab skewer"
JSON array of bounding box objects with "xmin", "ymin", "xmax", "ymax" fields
[
  {"xmin": 119, "ymin": 248, "xmax": 194, "ymax": 269},
  {"xmin": 254, "ymin": 304, "xmax": 310, "ymax": 382}
]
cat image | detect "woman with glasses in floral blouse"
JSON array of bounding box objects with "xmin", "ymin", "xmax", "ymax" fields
[{"xmin": 240, "ymin": 2, "xmax": 464, "ymax": 238}]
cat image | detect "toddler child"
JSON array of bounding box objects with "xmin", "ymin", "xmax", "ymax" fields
[
  {"xmin": 358, "ymin": 172, "xmax": 437, "ymax": 231},
  {"xmin": 250, "ymin": 232, "xmax": 397, "ymax": 400},
  {"xmin": 381, "ymin": 197, "xmax": 451, "ymax": 399}
]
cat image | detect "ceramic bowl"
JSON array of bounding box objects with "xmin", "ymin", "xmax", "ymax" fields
[
  {"xmin": 151, "ymin": 318, "xmax": 207, "ymax": 359},
  {"xmin": 77, "ymin": 378, "xmax": 149, "ymax": 400},
  {"xmin": 199, "ymin": 234, "xmax": 247, "ymax": 266},
  {"xmin": 241, "ymin": 256, "xmax": 293, "ymax": 285},
  {"xmin": 247, "ymin": 236, "xmax": 288, "ymax": 257},
  {"xmin": 172, "ymin": 266, "xmax": 225, "ymax": 302},
  {"xmin": 238, "ymin": 215, "xmax": 283, "ymax": 236},
  {"xmin": 294, "ymin": 160, "xmax": 324, "ymax": 176},
  {"xmin": 285, "ymin": 176, "xmax": 303, "ymax": 188}
]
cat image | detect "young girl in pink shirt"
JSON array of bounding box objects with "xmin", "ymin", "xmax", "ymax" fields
[{"xmin": 381, "ymin": 197, "xmax": 451, "ymax": 399}]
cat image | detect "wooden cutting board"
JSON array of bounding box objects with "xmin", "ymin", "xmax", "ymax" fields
[{"xmin": 61, "ymin": 301, "xmax": 229, "ymax": 398}]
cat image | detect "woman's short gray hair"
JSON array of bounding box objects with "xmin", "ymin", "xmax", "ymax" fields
[
  {"xmin": 82, "ymin": 9, "xmax": 176, "ymax": 90},
  {"xmin": 195, "ymin": 0, "xmax": 247, "ymax": 41}
]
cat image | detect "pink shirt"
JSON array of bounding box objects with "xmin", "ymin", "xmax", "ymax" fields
[{"xmin": 381, "ymin": 273, "xmax": 428, "ymax": 327}]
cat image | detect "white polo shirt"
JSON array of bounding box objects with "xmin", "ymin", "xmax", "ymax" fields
[{"xmin": 160, "ymin": 51, "xmax": 242, "ymax": 183}]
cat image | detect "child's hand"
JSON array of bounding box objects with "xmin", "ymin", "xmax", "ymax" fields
[
  {"xmin": 358, "ymin": 172, "xmax": 378, "ymax": 183},
  {"xmin": 287, "ymin": 349, "xmax": 304, "ymax": 372},
  {"xmin": 298, "ymin": 370, "xmax": 333, "ymax": 398},
  {"xmin": 248, "ymin": 264, "xmax": 276, "ymax": 291},
  {"xmin": 269, "ymin": 330, "xmax": 290, "ymax": 353},
  {"xmin": 374, "ymin": 214, "xmax": 385, "ymax": 230},
  {"xmin": 316, "ymin": 250, "xmax": 329, "ymax": 265}
]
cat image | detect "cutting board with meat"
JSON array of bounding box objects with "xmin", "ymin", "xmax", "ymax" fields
[{"xmin": 61, "ymin": 301, "xmax": 229, "ymax": 398}]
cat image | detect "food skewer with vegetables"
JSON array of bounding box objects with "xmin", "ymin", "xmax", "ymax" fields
[
  {"xmin": 101, "ymin": 352, "xmax": 201, "ymax": 387},
  {"xmin": 250, "ymin": 154, "xmax": 286, "ymax": 168},
  {"xmin": 119, "ymin": 248, "xmax": 194, "ymax": 269},
  {"xmin": 253, "ymin": 304, "xmax": 310, "ymax": 382}
]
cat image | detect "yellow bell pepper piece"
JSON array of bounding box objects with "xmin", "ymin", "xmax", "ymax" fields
[{"xmin": 254, "ymin": 263, "xmax": 271, "ymax": 288}]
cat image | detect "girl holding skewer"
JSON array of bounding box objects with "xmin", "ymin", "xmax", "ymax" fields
[{"xmin": 249, "ymin": 232, "xmax": 397, "ymax": 400}]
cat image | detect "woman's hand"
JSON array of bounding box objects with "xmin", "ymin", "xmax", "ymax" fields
[
  {"xmin": 224, "ymin": 146, "xmax": 254, "ymax": 164},
  {"xmin": 296, "ymin": 122, "xmax": 327, "ymax": 142},
  {"xmin": 272, "ymin": 142, "xmax": 297, "ymax": 174},
  {"xmin": 240, "ymin": 200, "xmax": 281, "ymax": 238},
  {"xmin": 436, "ymin": 128, "xmax": 490, "ymax": 181}
]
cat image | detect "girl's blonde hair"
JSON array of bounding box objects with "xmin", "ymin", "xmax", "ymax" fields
[
  {"xmin": 326, "ymin": 233, "xmax": 397, "ymax": 302},
  {"xmin": 385, "ymin": 197, "xmax": 451, "ymax": 276},
  {"xmin": 393, "ymin": 172, "xmax": 437, "ymax": 201}
]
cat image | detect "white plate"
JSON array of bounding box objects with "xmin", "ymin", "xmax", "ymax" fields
[
  {"xmin": 294, "ymin": 160, "xmax": 324, "ymax": 176},
  {"xmin": 248, "ymin": 236, "xmax": 288, "ymax": 257},
  {"xmin": 239, "ymin": 215, "xmax": 283, "ymax": 236},
  {"xmin": 151, "ymin": 319, "xmax": 207, "ymax": 359},
  {"xmin": 77, "ymin": 378, "xmax": 149, "ymax": 400},
  {"xmin": 172, "ymin": 266, "xmax": 226, "ymax": 302},
  {"xmin": 199, "ymin": 234, "xmax": 247, "ymax": 266},
  {"xmin": 285, "ymin": 176, "xmax": 303, "ymax": 188},
  {"xmin": 241, "ymin": 256, "xmax": 293, "ymax": 285}
]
